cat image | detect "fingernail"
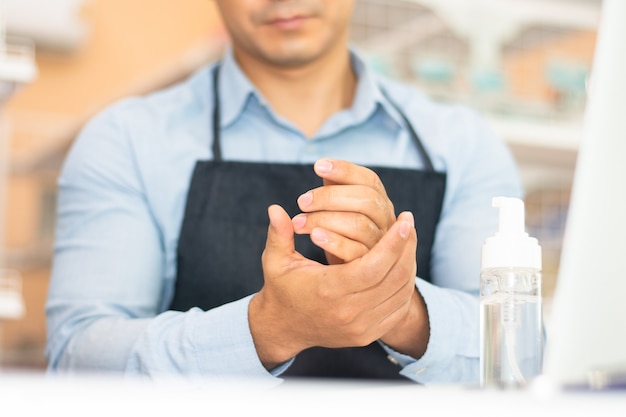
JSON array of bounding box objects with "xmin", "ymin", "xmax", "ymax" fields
[
  {"xmin": 399, "ymin": 221, "xmax": 411, "ymax": 239},
  {"xmin": 298, "ymin": 191, "xmax": 313, "ymax": 208},
  {"xmin": 315, "ymin": 159, "xmax": 333, "ymax": 175},
  {"xmin": 402, "ymin": 211, "xmax": 415, "ymax": 227},
  {"xmin": 268, "ymin": 205, "xmax": 280, "ymax": 228},
  {"xmin": 292, "ymin": 214, "xmax": 307, "ymax": 230},
  {"xmin": 311, "ymin": 228, "xmax": 329, "ymax": 244}
]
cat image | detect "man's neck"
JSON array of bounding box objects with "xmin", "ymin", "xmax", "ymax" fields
[{"xmin": 234, "ymin": 48, "xmax": 357, "ymax": 138}]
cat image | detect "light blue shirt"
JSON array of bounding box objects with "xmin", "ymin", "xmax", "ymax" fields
[{"xmin": 46, "ymin": 47, "xmax": 522, "ymax": 384}]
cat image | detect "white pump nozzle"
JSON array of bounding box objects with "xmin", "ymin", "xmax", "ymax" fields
[
  {"xmin": 493, "ymin": 196, "xmax": 525, "ymax": 236},
  {"xmin": 482, "ymin": 196, "xmax": 541, "ymax": 269}
]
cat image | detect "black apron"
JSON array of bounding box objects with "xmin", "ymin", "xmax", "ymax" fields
[{"xmin": 169, "ymin": 66, "xmax": 446, "ymax": 380}]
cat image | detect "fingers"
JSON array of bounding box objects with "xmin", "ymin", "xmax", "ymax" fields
[
  {"xmin": 309, "ymin": 227, "xmax": 370, "ymax": 263},
  {"xmin": 313, "ymin": 158, "xmax": 388, "ymax": 198},
  {"xmin": 293, "ymin": 211, "xmax": 382, "ymax": 248},
  {"xmin": 298, "ymin": 159, "xmax": 395, "ymax": 231},
  {"xmin": 297, "ymin": 185, "xmax": 392, "ymax": 228},
  {"xmin": 333, "ymin": 211, "xmax": 416, "ymax": 292},
  {"xmin": 295, "ymin": 183, "xmax": 394, "ymax": 247}
]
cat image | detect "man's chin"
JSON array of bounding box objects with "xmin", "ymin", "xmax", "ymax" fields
[{"xmin": 260, "ymin": 47, "xmax": 322, "ymax": 68}]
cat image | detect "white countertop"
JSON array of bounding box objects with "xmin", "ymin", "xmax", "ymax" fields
[{"xmin": 1, "ymin": 371, "xmax": 624, "ymax": 416}]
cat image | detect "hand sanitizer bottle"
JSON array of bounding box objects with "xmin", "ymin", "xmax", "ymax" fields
[{"xmin": 480, "ymin": 197, "xmax": 543, "ymax": 388}]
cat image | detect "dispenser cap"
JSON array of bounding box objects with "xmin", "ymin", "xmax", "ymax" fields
[{"xmin": 482, "ymin": 197, "xmax": 542, "ymax": 269}]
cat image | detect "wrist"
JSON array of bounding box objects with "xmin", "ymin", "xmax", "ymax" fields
[
  {"xmin": 248, "ymin": 291, "xmax": 304, "ymax": 370},
  {"xmin": 381, "ymin": 289, "xmax": 430, "ymax": 359}
]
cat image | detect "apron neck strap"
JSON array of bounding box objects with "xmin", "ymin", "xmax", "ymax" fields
[
  {"xmin": 211, "ymin": 65, "xmax": 223, "ymax": 162},
  {"xmin": 378, "ymin": 87, "xmax": 435, "ymax": 172}
]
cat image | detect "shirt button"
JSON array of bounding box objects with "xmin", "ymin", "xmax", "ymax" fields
[
  {"xmin": 415, "ymin": 367, "xmax": 427, "ymax": 375},
  {"xmin": 386, "ymin": 355, "xmax": 400, "ymax": 366}
]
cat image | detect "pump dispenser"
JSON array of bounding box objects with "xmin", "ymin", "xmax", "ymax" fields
[
  {"xmin": 482, "ymin": 197, "xmax": 541, "ymax": 270},
  {"xmin": 480, "ymin": 197, "xmax": 543, "ymax": 388}
]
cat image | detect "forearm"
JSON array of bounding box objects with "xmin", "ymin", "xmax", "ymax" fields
[
  {"xmin": 48, "ymin": 297, "xmax": 281, "ymax": 383},
  {"xmin": 128, "ymin": 297, "xmax": 278, "ymax": 380},
  {"xmin": 49, "ymin": 316, "xmax": 151, "ymax": 372}
]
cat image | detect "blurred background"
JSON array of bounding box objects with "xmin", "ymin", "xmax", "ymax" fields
[{"xmin": 0, "ymin": 0, "xmax": 601, "ymax": 370}]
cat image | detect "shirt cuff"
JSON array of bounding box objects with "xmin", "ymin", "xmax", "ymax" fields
[{"xmin": 382, "ymin": 278, "xmax": 478, "ymax": 384}]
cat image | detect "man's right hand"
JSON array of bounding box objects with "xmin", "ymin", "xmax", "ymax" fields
[{"xmin": 247, "ymin": 204, "xmax": 417, "ymax": 370}]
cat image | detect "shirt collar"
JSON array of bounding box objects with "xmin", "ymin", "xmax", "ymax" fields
[
  {"xmin": 218, "ymin": 46, "xmax": 260, "ymax": 128},
  {"xmin": 216, "ymin": 46, "xmax": 405, "ymax": 131},
  {"xmin": 348, "ymin": 49, "xmax": 405, "ymax": 130}
]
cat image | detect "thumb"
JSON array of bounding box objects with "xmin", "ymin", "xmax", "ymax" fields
[
  {"xmin": 360, "ymin": 211, "xmax": 416, "ymax": 277},
  {"xmin": 264, "ymin": 204, "xmax": 296, "ymax": 259}
]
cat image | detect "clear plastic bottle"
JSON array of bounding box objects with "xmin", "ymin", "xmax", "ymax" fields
[{"xmin": 480, "ymin": 197, "xmax": 543, "ymax": 388}]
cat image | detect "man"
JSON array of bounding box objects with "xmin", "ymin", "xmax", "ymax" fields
[{"xmin": 46, "ymin": 0, "xmax": 521, "ymax": 384}]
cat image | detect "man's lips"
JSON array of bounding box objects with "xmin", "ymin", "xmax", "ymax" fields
[
  {"xmin": 253, "ymin": 1, "xmax": 321, "ymax": 29},
  {"xmin": 266, "ymin": 15, "xmax": 310, "ymax": 30}
]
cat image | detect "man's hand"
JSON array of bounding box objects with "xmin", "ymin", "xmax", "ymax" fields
[
  {"xmin": 248, "ymin": 204, "xmax": 417, "ymax": 370},
  {"xmin": 291, "ymin": 159, "xmax": 396, "ymax": 264}
]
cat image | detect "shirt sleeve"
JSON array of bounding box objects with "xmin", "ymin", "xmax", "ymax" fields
[
  {"xmin": 45, "ymin": 102, "xmax": 278, "ymax": 384},
  {"xmin": 382, "ymin": 107, "xmax": 523, "ymax": 384}
]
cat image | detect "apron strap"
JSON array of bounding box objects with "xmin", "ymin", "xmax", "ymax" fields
[
  {"xmin": 379, "ymin": 87, "xmax": 435, "ymax": 172},
  {"xmin": 211, "ymin": 65, "xmax": 223, "ymax": 162}
]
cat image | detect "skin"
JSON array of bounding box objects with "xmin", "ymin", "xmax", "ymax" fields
[
  {"xmin": 214, "ymin": 0, "xmax": 357, "ymax": 137},
  {"xmin": 293, "ymin": 158, "xmax": 397, "ymax": 264},
  {"xmin": 213, "ymin": 0, "xmax": 430, "ymax": 370}
]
